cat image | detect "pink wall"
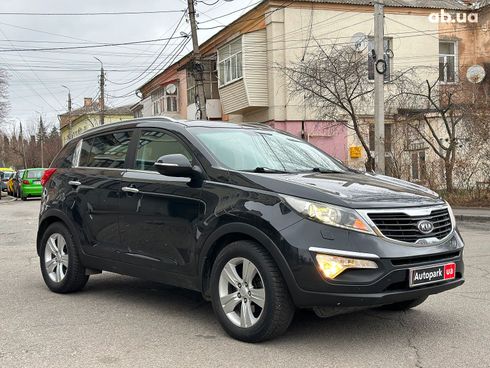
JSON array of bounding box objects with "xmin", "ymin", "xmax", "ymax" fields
[{"xmin": 269, "ymin": 121, "xmax": 348, "ymax": 162}]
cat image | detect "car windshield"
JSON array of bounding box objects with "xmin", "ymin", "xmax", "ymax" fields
[
  {"xmin": 191, "ymin": 127, "xmax": 346, "ymax": 173},
  {"xmin": 27, "ymin": 170, "xmax": 44, "ymax": 179}
]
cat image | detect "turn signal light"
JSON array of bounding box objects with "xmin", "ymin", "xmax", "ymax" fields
[
  {"xmin": 41, "ymin": 168, "xmax": 57, "ymax": 186},
  {"xmin": 315, "ymin": 254, "xmax": 378, "ymax": 279}
]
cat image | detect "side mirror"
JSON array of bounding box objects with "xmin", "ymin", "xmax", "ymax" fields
[{"xmin": 154, "ymin": 154, "xmax": 202, "ymax": 180}]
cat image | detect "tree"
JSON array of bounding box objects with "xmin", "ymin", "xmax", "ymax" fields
[
  {"xmin": 391, "ymin": 69, "xmax": 489, "ymax": 193},
  {"xmin": 283, "ymin": 43, "xmax": 377, "ymax": 170},
  {"xmin": 0, "ymin": 69, "xmax": 8, "ymax": 126}
]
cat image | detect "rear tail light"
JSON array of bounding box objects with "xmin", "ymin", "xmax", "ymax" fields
[
  {"xmin": 22, "ymin": 180, "xmax": 30, "ymax": 185},
  {"xmin": 41, "ymin": 168, "xmax": 57, "ymax": 186}
]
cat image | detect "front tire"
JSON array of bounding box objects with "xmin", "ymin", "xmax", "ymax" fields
[
  {"xmin": 380, "ymin": 296, "xmax": 428, "ymax": 311},
  {"xmin": 210, "ymin": 240, "xmax": 295, "ymax": 342},
  {"xmin": 39, "ymin": 222, "xmax": 89, "ymax": 293}
]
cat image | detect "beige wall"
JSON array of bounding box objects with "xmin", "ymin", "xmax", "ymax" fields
[{"xmin": 60, "ymin": 114, "xmax": 133, "ymax": 145}]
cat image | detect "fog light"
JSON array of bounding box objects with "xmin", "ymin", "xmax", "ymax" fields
[{"xmin": 315, "ymin": 254, "xmax": 378, "ymax": 279}]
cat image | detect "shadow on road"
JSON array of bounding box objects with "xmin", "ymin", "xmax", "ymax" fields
[{"xmin": 70, "ymin": 273, "xmax": 453, "ymax": 345}]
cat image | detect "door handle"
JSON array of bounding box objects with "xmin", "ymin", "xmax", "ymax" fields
[
  {"xmin": 122, "ymin": 186, "xmax": 139, "ymax": 194},
  {"xmin": 68, "ymin": 180, "xmax": 81, "ymax": 187}
]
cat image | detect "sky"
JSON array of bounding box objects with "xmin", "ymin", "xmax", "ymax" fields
[{"xmin": 0, "ymin": 0, "xmax": 262, "ymax": 132}]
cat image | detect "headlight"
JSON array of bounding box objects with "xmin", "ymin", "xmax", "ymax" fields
[
  {"xmin": 282, "ymin": 195, "xmax": 375, "ymax": 234},
  {"xmin": 315, "ymin": 254, "xmax": 378, "ymax": 279}
]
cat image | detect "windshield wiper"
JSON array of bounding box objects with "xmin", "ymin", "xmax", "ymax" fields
[
  {"xmin": 250, "ymin": 167, "xmax": 289, "ymax": 174},
  {"xmin": 310, "ymin": 167, "xmax": 345, "ymax": 174}
]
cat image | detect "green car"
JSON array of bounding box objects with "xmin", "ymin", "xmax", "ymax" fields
[{"xmin": 20, "ymin": 168, "xmax": 45, "ymax": 201}]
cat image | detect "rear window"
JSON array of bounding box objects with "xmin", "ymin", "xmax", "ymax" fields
[
  {"xmin": 79, "ymin": 131, "xmax": 132, "ymax": 168},
  {"xmin": 27, "ymin": 170, "xmax": 44, "ymax": 179}
]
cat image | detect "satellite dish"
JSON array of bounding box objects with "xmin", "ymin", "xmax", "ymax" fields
[
  {"xmin": 350, "ymin": 32, "xmax": 368, "ymax": 52},
  {"xmin": 466, "ymin": 65, "xmax": 486, "ymax": 84},
  {"xmin": 165, "ymin": 83, "xmax": 177, "ymax": 94}
]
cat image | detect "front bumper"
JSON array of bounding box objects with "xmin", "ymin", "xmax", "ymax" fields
[{"xmin": 278, "ymin": 219, "xmax": 465, "ymax": 308}]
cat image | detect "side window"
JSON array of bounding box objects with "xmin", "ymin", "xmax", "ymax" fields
[
  {"xmin": 53, "ymin": 142, "xmax": 76, "ymax": 168},
  {"xmin": 135, "ymin": 130, "xmax": 192, "ymax": 171},
  {"xmin": 78, "ymin": 138, "xmax": 93, "ymax": 167},
  {"xmin": 83, "ymin": 131, "xmax": 132, "ymax": 168}
]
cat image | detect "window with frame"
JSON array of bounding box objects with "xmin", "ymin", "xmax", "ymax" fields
[
  {"xmin": 218, "ymin": 37, "xmax": 243, "ymax": 87},
  {"xmin": 439, "ymin": 41, "xmax": 457, "ymax": 83},
  {"xmin": 368, "ymin": 123, "xmax": 392, "ymax": 152},
  {"xmin": 151, "ymin": 83, "xmax": 179, "ymax": 115},
  {"xmin": 187, "ymin": 61, "xmax": 219, "ymax": 106},
  {"xmin": 368, "ymin": 37, "xmax": 392, "ymax": 81},
  {"xmin": 135, "ymin": 130, "xmax": 193, "ymax": 171},
  {"xmin": 411, "ymin": 150, "xmax": 427, "ymax": 181},
  {"xmin": 80, "ymin": 131, "xmax": 132, "ymax": 168}
]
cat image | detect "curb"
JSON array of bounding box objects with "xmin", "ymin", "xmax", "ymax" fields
[{"xmin": 454, "ymin": 214, "xmax": 490, "ymax": 223}]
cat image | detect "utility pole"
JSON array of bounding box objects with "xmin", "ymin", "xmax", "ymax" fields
[
  {"xmin": 187, "ymin": 0, "xmax": 207, "ymax": 120},
  {"xmin": 39, "ymin": 114, "xmax": 44, "ymax": 168},
  {"xmin": 95, "ymin": 57, "xmax": 105, "ymax": 125},
  {"xmin": 374, "ymin": 0, "xmax": 385, "ymax": 174},
  {"xmin": 62, "ymin": 85, "xmax": 72, "ymax": 139},
  {"xmin": 19, "ymin": 122, "xmax": 27, "ymax": 169}
]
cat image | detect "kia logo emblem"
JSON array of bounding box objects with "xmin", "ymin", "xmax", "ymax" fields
[{"xmin": 417, "ymin": 220, "xmax": 434, "ymax": 234}]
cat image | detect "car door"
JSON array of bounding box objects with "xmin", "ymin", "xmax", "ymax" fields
[
  {"xmin": 69, "ymin": 130, "xmax": 133, "ymax": 260},
  {"xmin": 119, "ymin": 129, "xmax": 204, "ymax": 274}
]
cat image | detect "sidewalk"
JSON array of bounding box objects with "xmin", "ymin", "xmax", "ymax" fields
[{"xmin": 453, "ymin": 207, "xmax": 490, "ymax": 223}]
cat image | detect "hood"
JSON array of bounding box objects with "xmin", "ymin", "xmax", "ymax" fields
[{"xmin": 230, "ymin": 171, "xmax": 443, "ymax": 209}]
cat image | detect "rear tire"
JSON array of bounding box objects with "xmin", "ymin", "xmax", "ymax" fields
[
  {"xmin": 39, "ymin": 222, "xmax": 89, "ymax": 293},
  {"xmin": 380, "ymin": 296, "xmax": 428, "ymax": 311},
  {"xmin": 21, "ymin": 195, "xmax": 27, "ymax": 201},
  {"xmin": 210, "ymin": 240, "xmax": 295, "ymax": 342}
]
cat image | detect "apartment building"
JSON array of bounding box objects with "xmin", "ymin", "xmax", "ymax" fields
[{"xmin": 133, "ymin": 0, "xmax": 482, "ymax": 179}]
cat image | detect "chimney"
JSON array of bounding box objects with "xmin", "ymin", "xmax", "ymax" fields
[{"xmin": 84, "ymin": 97, "xmax": 93, "ymax": 107}]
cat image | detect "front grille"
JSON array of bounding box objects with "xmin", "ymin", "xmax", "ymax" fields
[{"xmin": 367, "ymin": 207, "xmax": 453, "ymax": 244}]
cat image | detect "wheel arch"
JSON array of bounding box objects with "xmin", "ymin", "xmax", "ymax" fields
[
  {"xmin": 37, "ymin": 210, "xmax": 80, "ymax": 257},
  {"xmin": 199, "ymin": 222, "xmax": 298, "ymax": 301}
]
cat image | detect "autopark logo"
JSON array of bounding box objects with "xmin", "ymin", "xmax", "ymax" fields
[{"xmin": 428, "ymin": 9, "xmax": 479, "ymax": 24}]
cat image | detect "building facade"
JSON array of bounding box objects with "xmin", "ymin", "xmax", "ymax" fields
[
  {"xmin": 59, "ymin": 98, "xmax": 133, "ymax": 145},
  {"xmin": 134, "ymin": 0, "xmax": 485, "ymax": 183}
]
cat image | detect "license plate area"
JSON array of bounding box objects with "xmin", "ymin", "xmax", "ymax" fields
[
  {"xmin": 34, "ymin": 181, "xmax": 40, "ymax": 184},
  {"xmin": 409, "ymin": 263, "xmax": 456, "ymax": 288}
]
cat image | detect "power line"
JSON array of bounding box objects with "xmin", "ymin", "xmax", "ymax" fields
[
  {"xmin": 0, "ymin": 10, "xmax": 185, "ymax": 16},
  {"xmin": 0, "ymin": 36, "xmax": 188, "ymax": 53},
  {"xmin": 107, "ymin": 12, "xmax": 188, "ymax": 86}
]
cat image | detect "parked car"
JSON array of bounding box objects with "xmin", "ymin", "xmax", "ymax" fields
[
  {"xmin": 37, "ymin": 119, "xmax": 464, "ymax": 342},
  {"xmin": 20, "ymin": 168, "xmax": 44, "ymax": 200},
  {"xmin": 0, "ymin": 169, "xmax": 15, "ymax": 197},
  {"xmin": 12, "ymin": 170, "xmax": 24, "ymax": 198},
  {"xmin": 7, "ymin": 174, "xmax": 15, "ymax": 196}
]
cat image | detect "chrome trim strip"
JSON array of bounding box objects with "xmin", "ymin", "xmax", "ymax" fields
[
  {"xmin": 356, "ymin": 204, "xmax": 455, "ymax": 247},
  {"xmin": 308, "ymin": 247, "xmax": 380, "ymax": 260},
  {"xmin": 154, "ymin": 162, "xmax": 179, "ymax": 167}
]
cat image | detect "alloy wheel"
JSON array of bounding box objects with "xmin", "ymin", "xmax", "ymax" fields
[
  {"xmin": 218, "ymin": 257, "xmax": 266, "ymax": 328},
  {"xmin": 44, "ymin": 233, "xmax": 69, "ymax": 283}
]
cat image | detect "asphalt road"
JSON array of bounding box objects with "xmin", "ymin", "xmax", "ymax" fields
[{"xmin": 0, "ymin": 198, "xmax": 489, "ymax": 368}]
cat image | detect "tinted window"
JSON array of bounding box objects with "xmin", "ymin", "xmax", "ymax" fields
[
  {"xmin": 27, "ymin": 170, "xmax": 44, "ymax": 179},
  {"xmin": 82, "ymin": 131, "xmax": 132, "ymax": 168},
  {"xmin": 52, "ymin": 142, "xmax": 76, "ymax": 168},
  {"xmin": 78, "ymin": 139, "xmax": 93, "ymax": 167},
  {"xmin": 135, "ymin": 130, "xmax": 192, "ymax": 171}
]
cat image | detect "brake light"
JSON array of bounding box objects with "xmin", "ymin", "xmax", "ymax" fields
[
  {"xmin": 41, "ymin": 168, "xmax": 57, "ymax": 186},
  {"xmin": 23, "ymin": 180, "xmax": 30, "ymax": 185}
]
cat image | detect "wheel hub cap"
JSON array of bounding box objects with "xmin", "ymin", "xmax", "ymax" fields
[
  {"xmin": 44, "ymin": 233, "xmax": 68, "ymax": 283},
  {"xmin": 218, "ymin": 257, "xmax": 266, "ymax": 328}
]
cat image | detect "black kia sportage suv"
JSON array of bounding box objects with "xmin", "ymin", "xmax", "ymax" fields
[{"xmin": 37, "ymin": 118, "xmax": 464, "ymax": 342}]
